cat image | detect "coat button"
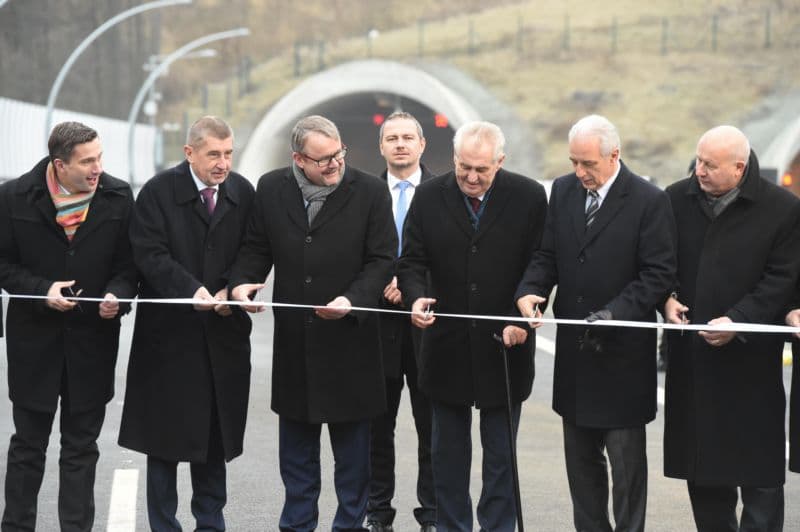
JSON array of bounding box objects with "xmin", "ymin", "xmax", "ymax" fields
[
  {"xmin": 471, "ymin": 319, "xmax": 477, "ymax": 327},
  {"xmin": 578, "ymin": 254, "xmax": 585, "ymax": 263},
  {"xmin": 305, "ymin": 235, "xmax": 312, "ymax": 243},
  {"xmin": 577, "ymin": 296, "xmax": 584, "ymax": 303},
  {"xmin": 306, "ymin": 315, "xmax": 313, "ymax": 324},
  {"xmin": 305, "ymin": 276, "xmax": 312, "ymax": 284},
  {"xmin": 67, "ymin": 250, "xmax": 75, "ymax": 256},
  {"xmin": 470, "ymin": 283, "xmax": 478, "ymax": 292},
  {"xmin": 471, "ymin": 245, "xmax": 478, "ymax": 253}
]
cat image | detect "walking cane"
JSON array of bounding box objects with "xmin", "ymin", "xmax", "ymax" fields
[{"xmin": 492, "ymin": 333, "xmax": 525, "ymax": 531}]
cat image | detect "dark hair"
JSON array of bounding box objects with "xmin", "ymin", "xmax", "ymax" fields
[
  {"xmin": 378, "ymin": 111, "xmax": 424, "ymax": 142},
  {"xmin": 48, "ymin": 121, "xmax": 98, "ymax": 164}
]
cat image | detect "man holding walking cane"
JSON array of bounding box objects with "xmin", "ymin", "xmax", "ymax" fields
[{"xmin": 397, "ymin": 121, "xmax": 547, "ymax": 531}]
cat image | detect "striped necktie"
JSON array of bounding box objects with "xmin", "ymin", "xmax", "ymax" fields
[{"xmin": 585, "ymin": 190, "xmax": 599, "ymax": 228}]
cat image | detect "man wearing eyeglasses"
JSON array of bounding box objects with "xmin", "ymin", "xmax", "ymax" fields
[{"xmin": 230, "ymin": 115, "xmax": 396, "ymax": 530}]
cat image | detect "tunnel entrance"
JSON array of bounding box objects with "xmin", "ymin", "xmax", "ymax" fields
[{"xmin": 300, "ymin": 92, "xmax": 455, "ymax": 176}]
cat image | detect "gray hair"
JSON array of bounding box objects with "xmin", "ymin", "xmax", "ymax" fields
[
  {"xmin": 699, "ymin": 125, "xmax": 751, "ymax": 163},
  {"xmin": 48, "ymin": 121, "xmax": 98, "ymax": 164},
  {"xmin": 453, "ymin": 121, "xmax": 505, "ymax": 162},
  {"xmin": 568, "ymin": 114, "xmax": 621, "ymax": 157},
  {"xmin": 378, "ymin": 111, "xmax": 425, "ymax": 142},
  {"xmin": 186, "ymin": 116, "xmax": 233, "ymax": 147},
  {"xmin": 291, "ymin": 115, "xmax": 341, "ymax": 153}
]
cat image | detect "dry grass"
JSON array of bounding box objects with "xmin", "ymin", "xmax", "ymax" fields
[{"xmin": 162, "ymin": 0, "xmax": 800, "ymax": 183}]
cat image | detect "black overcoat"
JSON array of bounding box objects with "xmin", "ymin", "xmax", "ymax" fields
[
  {"xmin": 397, "ymin": 169, "xmax": 548, "ymax": 408},
  {"xmin": 515, "ymin": 163, "xmax": 676, "ymax": 428},
  {"xmin": 229, "ymin": 165, "xmax": 396, "ymax": 423},
  {"xmin": 664, "ymin": 151, "xmax": 800, "ymax": 486},
  {"xmin": 0, "ymin": 156, "xmax": 136, "ymax": 414},
  {"xmin": 118, "ymin": 161, "xmax": 255, "ymax": 462},
  {"xmin": 377, "ymin": 164, "xmax": 434, "ymax": 378}
]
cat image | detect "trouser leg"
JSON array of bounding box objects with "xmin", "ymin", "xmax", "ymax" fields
[
  {"xmin": 605, "ymin": 426, "xmax": 647, "ymax": 532},
  {"xmin": 404, "ymin": 344, "xmax": 435, "ymax": 526},
  {"xmin": 147, "ymin": 456, "xmax": 181, "ymax": 532},
  {"xmin": 740, "ymin": 485, "xmax": 784, "ymax": 532},
  {"xmin": 430, "ymin": 400, "xmax": 472, "ymax": 532},
  {"xmin": 1, "ymin": 406, "xmax": 55, "ymax": 532},
  {"xmin": 367, "ymin": 377, "xmax": 402, "ymax": 525},
  {"xmin": 330, "ymin": 420, "xmax": 370, "ymax": 531},
  {"xmin": 686, "ymin": 482, "xmax": 738, "ymax": 532},
  {"xmin": 278, "ymin": 417, "xmax": 321, "ymax": 532},
  {"xmin": 562, "ymin": 420, "xmax": 613, "ymax": 532},
  {"xmin": 57, "ymin": 405, "xmax": 105, "ymax": 532},
  {"xmin": 476, "ymin": 403, "xmax": 521, "ymax": 532}
]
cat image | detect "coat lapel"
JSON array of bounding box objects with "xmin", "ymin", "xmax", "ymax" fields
[
  {"xmin": 580, "ymin": 164, "xmax": 632, "ymax": 250},
  {"xmin": 70, "ymin": 188, "xmax": 112, "ymax": 247},
  {"xmin": 441, "ymin": 173, "xmax": 475, "ymax": 239},
  {"xmin": 279, "ymin": 170, "xmax": 309, "ymax": 231},
  {"xmin": 474, "ymin": 169, "xmax": 511, "ymax": 241},
  {"xmin": 569, "ymin": 179, "xmax": 587, "ymax": 243}
]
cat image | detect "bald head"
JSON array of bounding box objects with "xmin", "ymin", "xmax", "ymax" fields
[{"xmin": 694, "ymin": 125, "xmax": 751, "ymax": 196}]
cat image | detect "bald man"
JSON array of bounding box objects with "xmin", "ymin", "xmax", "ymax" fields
[{"xmin": 663, "ymin": 126, "xmax": 800, "ymax": 532}]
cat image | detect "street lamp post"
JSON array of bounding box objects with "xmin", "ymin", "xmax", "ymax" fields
[
  {"xmin": 126, "ymin": 28, "xmax": 250, "ymax": 187},
  {"xmin": 44, "ymin": 0, "xmax": 192, "ymax": 147}
]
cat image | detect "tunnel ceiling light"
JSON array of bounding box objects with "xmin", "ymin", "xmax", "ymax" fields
[
  {"xmin": 782, "ymin": 173, "xmax": 793, "ymax": 187},
  {"xmin": 434, "ymin": 113, "xmax": 449, "ymax": 128},
  {"xmin": 372, "ymin": 113, "xmax": 385, "ymax": 126}
]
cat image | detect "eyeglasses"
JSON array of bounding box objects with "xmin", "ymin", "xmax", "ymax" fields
[{"xmin": 301, "ymin": 145, "xmax": 347, "ymax": 167}]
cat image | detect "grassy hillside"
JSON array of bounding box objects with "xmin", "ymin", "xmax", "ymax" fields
[{"xmin": 161, "ymin": 0, "xmax": 800, "ymax": 183}]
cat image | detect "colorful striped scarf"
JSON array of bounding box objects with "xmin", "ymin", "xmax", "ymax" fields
[{"xmin": 46, "ymin": 162, "xmax": 95, "ymax": 241}]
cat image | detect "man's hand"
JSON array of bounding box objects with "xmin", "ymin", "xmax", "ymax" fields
[
  {"xmin": 664, "ymin": 295, "xmax": 689, "ymax": 325},
  {"xmin": 698, "ymin": 316, "xmax": 736, "ymax": 347},
  {"xmin": 315, "ymin": 296, "xmax": 352, "ymax": 320},
  {"xmin": 586, "ymin": 309, "xmax": 612, "ymax": 323},
  {"xmin": 213, "ymin": 287, "xmax": 232, "ymax": 317},
  {"xmin": 383, "ymin": 276, "xmax": 403, "ymax": 306},
  {"xmin": 230, "ymin": 283, "xmax": 267, "ymax": 313},
  {"xmin": 502, "ymin": 325, "xmax": 528, "ymax": 347},
  {"xmin": 786, "ymin": 308, "xmax": 800, "ymax": 339},
  {"xmin": 516, "ymin": 294, "xmax": 545, "ymax": 328},
  {"xmin": 98, "ymin": 293, "xmax": 119, "ymax": 319},
  {"xmin": 46, "ymin": 280, "xmax": 78, "ymax": 312},
  {"xmin": 411, "ymin": 297, "xmax": 437, "ymax": 329},
  {"xmin": 192, "ymin": 286, "xmax": 216, "ymax": 311}
]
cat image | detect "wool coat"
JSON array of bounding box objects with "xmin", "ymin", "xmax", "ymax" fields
[
  {"xmin": 229, "ymin": 165, "xmax": 396, "ymax": 423},
  {"xmin": 0, "ymin": 156, "xmax": 136, "ymax": 414},
  {"xmin": 397, "ymin": 169, "xmax": 548, "ymax": 408},
  {"xmin": 663, "ymin": 151, "xmax": 800, "ymax": 486},
  {"xmin": 118, "ymin": 161, "xmax": 255, "ymax": 463},
  {"xmin": 514, "ymin": 163, "xmax": 676, "ymax": 428}
]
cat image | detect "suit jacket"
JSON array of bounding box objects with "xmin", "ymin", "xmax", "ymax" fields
[
  {"xmin": 229, "ymin": 165, "xmax": 396, "ymax": 423},
  {"xmin": 397, "ymin": 168, "xmax": 548, "ymax": 408},
  {"xmin": 0, "ymin": 156, "xmax": 136, "ymax": 414},
  {"xmin": 118, "ymin": 160, "xmax": 255, "ymax": 462},
  {"xmin": 515, "ymin": 162, "xmax": 676, "ymax": 428},
  {"xmin": 378, "ymin": 164, "xmax": 434, "ymax": 378},
  {"xmin": 664, "ymin": 151, "xmax": 800, "ymax": 486}
]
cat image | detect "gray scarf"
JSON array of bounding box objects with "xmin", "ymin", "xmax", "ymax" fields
[
  {"xmin": 292, "ymin": 162, "xmax": 340, "ymax": 223},
  {"xmin": 703, "ymin": 167, "xmax": 747, "ymax": 219}
]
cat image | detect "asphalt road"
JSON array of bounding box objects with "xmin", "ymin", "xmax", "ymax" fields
[{"xmin": 0, "ymin": 297, "xmax": 799, "ymax": 531}]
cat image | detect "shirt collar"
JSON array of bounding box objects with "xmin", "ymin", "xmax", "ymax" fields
[
  {"xmin": 387, "ymin": 167, "xmax": 422, "ymax": 189},
  {"xmin": 594, "ymin": 161, "xmax": 621, "ymax": 202},
  {"xmin": 189, "ymin": 165, "xmax": 219, "ymax": 193}
]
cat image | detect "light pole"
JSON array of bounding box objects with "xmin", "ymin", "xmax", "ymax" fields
[
  {"xmin": 127, "ymin": 28, "xmax": 250, "ymax": 187},
  {"xmin": 44, "ymin": 0, "xmax": 192, "ymax": 147}
]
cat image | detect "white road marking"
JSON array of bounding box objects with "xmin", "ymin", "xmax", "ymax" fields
[{"xmin": 107, "ymin": 469, "xmax": 138, "ymax": 532}]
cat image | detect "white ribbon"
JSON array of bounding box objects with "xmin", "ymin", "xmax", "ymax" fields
[{"xmin": 3, "ymin": 292, "xmax": 799, "ymax": 335}]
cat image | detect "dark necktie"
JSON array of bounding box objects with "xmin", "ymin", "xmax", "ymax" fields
[
  {"xmin": 585, "ymin": 190, "xmax": 599, "ymax": 227},
  {"xmin": 469, "ymin": 196, "xmax": 481, "ymax": 215},
  {"xmin": 200, "ymin": 187, "xmax": 216, "ymax": 215}
]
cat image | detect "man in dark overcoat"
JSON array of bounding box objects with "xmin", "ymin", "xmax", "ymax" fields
[
  {"xmin": 229, "ymin": 115, "xmax": 396, "ymax": 530},
  {"xmin": 0, "ymin": 121, "xmax": 136, "ymax": 531},
  {"xmin": 664, "ymin": 125, "xmax": 800, "ymax": 532},
  {"xmin": 368, "ymin": 111, "xmax": 436, "ymax": 532},
  {"xmin": 516, "ymin": 114, "xmax": 676, "ymax": 532},
  {"xmin": 397, "ymin": 120, "xmax": 547, "ymax": 531},
  {"xmin": 118, "ymin": 116, "xmax": 255, "ymax": 531}
]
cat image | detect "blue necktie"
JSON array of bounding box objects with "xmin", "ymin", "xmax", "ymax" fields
[{"xmin": 395, "ymin": 181, "xmax": 411, "ymax": 256}]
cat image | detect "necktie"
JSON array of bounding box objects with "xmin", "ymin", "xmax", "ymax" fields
[
  {"xmin": 200, "ymin": 187, "xmax": 216, "ymax": 215},
  {"xmin": 585, "ymin": 190, "xmax": 599, "ymax": 228},
  {"xmin": 469, "ymin": 196, "xmax": 481, "ymax": 215},
  {"xmin": 395, "ymin": 181, "xmax": 411, "ymax": 255}
]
